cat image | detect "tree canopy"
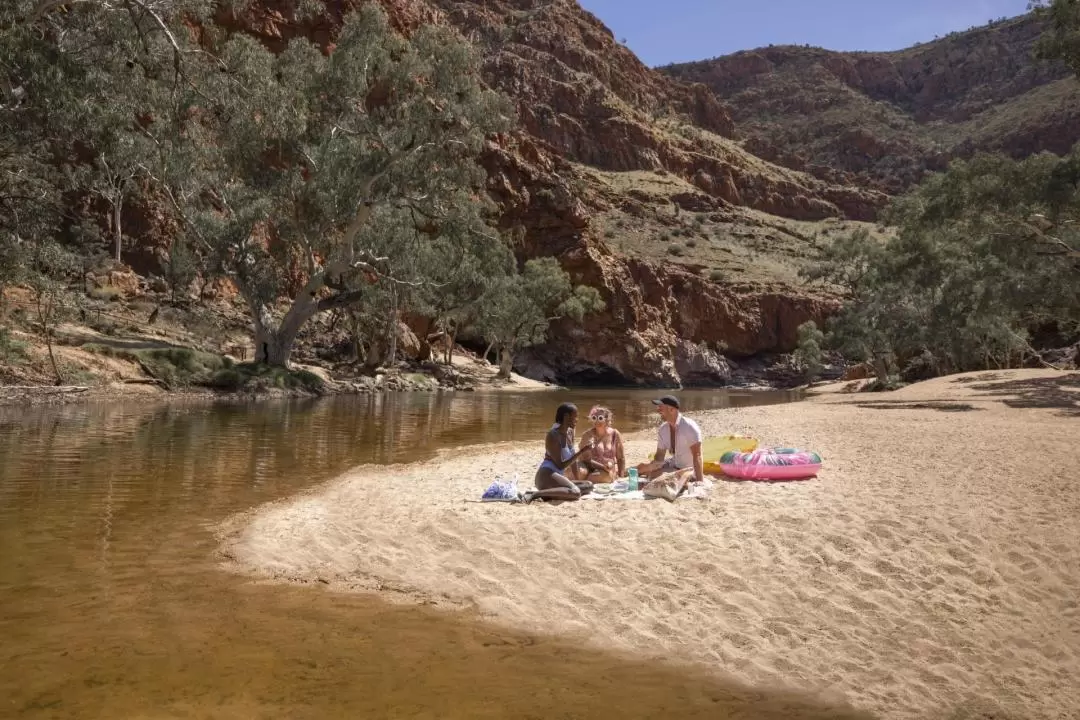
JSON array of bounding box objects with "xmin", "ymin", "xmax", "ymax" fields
[
  {"xmin": 2, "ymin": 1, "xmax": 603, "ymax": 372},
  {"xmin": 805, "ymin": 149, "xmax": 1080, "ymax": 378}
]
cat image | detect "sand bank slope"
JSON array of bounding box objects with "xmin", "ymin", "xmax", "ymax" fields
[{"xmin": 223, "ymin": 370, "xmax": 1080, "ymax": 720}]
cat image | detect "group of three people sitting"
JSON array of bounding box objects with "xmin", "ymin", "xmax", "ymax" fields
[{"xmin": 530, "ymin": 395, "xmax": 704, "ymax": 502}]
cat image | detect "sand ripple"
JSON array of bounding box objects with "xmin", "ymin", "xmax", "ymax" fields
[{"xmin": 222, "ymin": 370, "xmax": 1080, "ymax": 719}]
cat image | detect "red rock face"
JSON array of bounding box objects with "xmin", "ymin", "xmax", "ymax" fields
[
  {"xmin": 509, "ymin": 229, "xmax": 838, "ymax": 386},
  {"xmin": 145, "ymin": 0, "xmax": 880, "ymax": 384}
]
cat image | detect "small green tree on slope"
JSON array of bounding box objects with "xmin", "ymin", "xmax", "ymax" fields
[
  {"xmin": 477, "ymin": 257, "xmax": 605, "ymax": 379},
  {"xmin": 793, "ymin": 320, "xmax": 825, "ymax": 383}
]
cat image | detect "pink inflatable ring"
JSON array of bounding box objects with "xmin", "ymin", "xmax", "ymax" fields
[{"xmin": 719, "ymin": 448, "xmax": 822, "ymax": 481}]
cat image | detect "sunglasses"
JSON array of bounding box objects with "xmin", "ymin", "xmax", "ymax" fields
[{"xmin": 589, "ymin": 413, "xmax": 609, "ymax": 422}]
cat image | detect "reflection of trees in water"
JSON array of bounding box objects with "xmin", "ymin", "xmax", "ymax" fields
[{"xmin": 0, "ymin": 390, "xmax": 801, "ymax": 522}]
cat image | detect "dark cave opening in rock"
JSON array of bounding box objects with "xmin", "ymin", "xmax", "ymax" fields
[{"xmin": 555, "ymin": 364, "xmax": 639, "ymax": 387}]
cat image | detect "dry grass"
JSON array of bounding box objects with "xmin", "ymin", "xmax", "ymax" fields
[{"xmin": 578, "ymin": 164, "xmax": 886, "ymax": 288}]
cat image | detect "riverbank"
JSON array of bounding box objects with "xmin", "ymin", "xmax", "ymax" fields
[
  {"xmin": 0, "ymin": 283, "xmax": 832, "ymax": 407},
  {"xmin": 0, "ymin": 322, "xmax": 557, "ymax": 406},
  {"xmin": 221, "ymin": 369, "xmax": 1080, "ymax": 720}
]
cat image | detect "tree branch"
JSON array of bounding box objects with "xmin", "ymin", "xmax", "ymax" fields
[
  {"xmin": 123, "ymin": 0, "xmax": 182, "ymax": 75},
  {"xmin": 29, "ymin": 0, "xmax": 99, "ymax": 23}
]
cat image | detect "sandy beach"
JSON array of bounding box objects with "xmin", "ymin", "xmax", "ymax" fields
[{"xmin": 221, "ymin": 369, "xmax": 1080, "ymax": 720}]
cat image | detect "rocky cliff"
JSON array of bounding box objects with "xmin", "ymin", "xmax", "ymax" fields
[
  {"xmin": 199, "ymin": 0, "xmax": 878, "ymax": 386},
  {"xmin": 662, "ymin": 14, "xmax": 1080, "ymax": 194}
]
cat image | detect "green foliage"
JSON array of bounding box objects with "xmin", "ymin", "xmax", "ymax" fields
[
  {"xmin": 3, "ymin": 1, "xmax": 517, "ymax": 368},
  {"xmin": 412, "ymin": 226, "xmax": 514, "ymax": 360},
  {"xmin": 84, "ymin": 342, "xmax": 323, "ymax": 392},
  {"xmin": 182, "ymin": 7, "xmax": 512, "ymax": 317},
  {"xmin": 476, "ymin": 257, "xmax": 605, "ymax": 374},
  {"xmin": 2, "ymin": 0, "xmax": 206, "ymax": 267},
  {"xmin": 667, "ymin": 243, "xmax": 685, "ymax": 256},
  {"xmin": 208, "ymin": 363, "xmax": 324, "ymax": 393},
  {"xmin": 86, "ymin": 344, "xmax": 230, "ymax": 387},
  {"xmin": 0, "ymin": 327, "xmax": 29, "ymax": 363},
  {"xmin": 164, "ymin": 239, "xmax": 198, "ymax": 301},
  {"xmin": 1032, "ymin": 0, "xmax": 1080, "ymax": 75},
  {"xmin": 793, "ymin": 321, "xmax": 825, "ymax": 382},
  {"xmin": 804, "ymin": 148, "xmax": 1080, "ymax": 377}
]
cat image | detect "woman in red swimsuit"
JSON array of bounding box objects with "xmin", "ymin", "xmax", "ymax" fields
[{"xmin": 578, "ymin": 405, "xmax": 626, "ymax": 484}]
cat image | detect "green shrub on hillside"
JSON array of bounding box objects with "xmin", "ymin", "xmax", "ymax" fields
[
  {"xmin": 208, "ymin": 364, "xmax": 324, "ymax": 393},
  {"xmin": 0, "ymin": 328, "xmax": 28, "ymax": 363}
]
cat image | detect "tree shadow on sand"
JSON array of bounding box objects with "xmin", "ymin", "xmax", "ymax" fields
[
  {"xmin": 853, "ymin": 401, "xmax": 981, "ymax": 413},
  {"xmin": 956, "ymin": 374, "xmax": 1080, "ymax": 417}
]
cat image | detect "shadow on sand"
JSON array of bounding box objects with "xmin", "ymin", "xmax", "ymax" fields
[
  {"xmin": 957, "ymin": 373, "xmax": 1080, "ymax": 417},
  {"xmin": 854, "ymin": 401, "xmax": 981, "ymax": 413},
  {"xmin": 7, "ymin": 565, "xmax": 881, "ymax": 720}
]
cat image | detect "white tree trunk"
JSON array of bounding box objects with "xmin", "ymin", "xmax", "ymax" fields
[
  {"xmin": 445, "ymin": 327, "xmax": 456, "ymax": 366},
  {"xmin": 873, "ymin": 352, "xmax": 890, "ymax": 383},
  {"xmin": 498, "ymin": 345, "xmax": 513, "ymax": 379},
  {"xmin": 245, "ymin": 272, "xmax": 326, "ymax": 368},
  {"xmin": 112, "ymin": 196, "xmax": 123, "ymax": 264},
  {"xmin": 384, "ymin": 285, "xmax": 398, "ymax": 367},
  {"xmin": 350, "ymin": 311, "xmax": 364, "ymax": 363}
]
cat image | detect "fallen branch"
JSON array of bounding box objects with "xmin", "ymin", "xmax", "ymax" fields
[
  {"xmin": 133, "ymin": 355, "xmax": 171, "ymax": 389},
  {"xmin": 0, "ymin": 385, "xmax": 89, "ymax": 393}
]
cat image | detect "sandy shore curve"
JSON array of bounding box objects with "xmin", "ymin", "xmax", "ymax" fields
[{"xmin": 220, "ymin": 370, "xmax": 1080, "ymax": 719}]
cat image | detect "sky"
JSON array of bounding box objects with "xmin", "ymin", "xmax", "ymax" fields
[{"xmin": 577, "ymin": 0, "xmax": 1034, "ymax": 67}]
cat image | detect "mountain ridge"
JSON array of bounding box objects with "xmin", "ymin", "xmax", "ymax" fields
[
  {"xmin": 207, "ymin": 0, "xmax": 885, "ymax": 385},
  {"xmin": 661, "ymin": 13, "xmax": 1080, "ymax": 193}
]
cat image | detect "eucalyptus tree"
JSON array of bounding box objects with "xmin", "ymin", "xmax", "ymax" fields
[
  {"xmin": 5, "ymin": 1, "xmax": 517, "ymax": 369},
  {"xmin": 2, "ymin": 0, "xmax": 200, "ymax": 268},
  {"xmin": 178, "ymin": 6, "xmax": 515, "ymax": 366}
]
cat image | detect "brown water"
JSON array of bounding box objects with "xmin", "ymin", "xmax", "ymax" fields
[{"xmin": 0, "ymin": 388, "xmax": 871, "ymax": 720}]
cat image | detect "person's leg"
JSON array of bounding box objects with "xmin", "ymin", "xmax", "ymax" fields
[
  {"xmin": 569, "ymin": 462, "xmax": 591, "ymax": 483},
  {"xmin": 585, "ymin": 468, "xmax": 613, "ymax": 486},
  {"xmin": 527, "ymin": 467, "xmax": 584, "ymax": 502}
]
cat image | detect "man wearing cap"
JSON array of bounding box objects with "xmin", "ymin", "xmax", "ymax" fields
[{"xmin": 636, "ymin": 395, "xmax": 705, "ymax": 484}]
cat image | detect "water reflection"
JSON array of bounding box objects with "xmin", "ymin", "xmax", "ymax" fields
[
  {"xmin": 1, "ymin": 388, "xmax": 799, "ymax": 500},
  {"xmin": 0, "ymin": 388, "xmax": 834, "ymax": 719}
]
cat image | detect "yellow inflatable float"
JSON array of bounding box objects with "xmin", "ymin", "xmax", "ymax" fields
[
  {"xmin": 648, "ymin": 434, "xmax": 759, "ymax": 475},
  {"xmin": 701, "ymin": 435, "xmax": 758, "ymax": 476}
]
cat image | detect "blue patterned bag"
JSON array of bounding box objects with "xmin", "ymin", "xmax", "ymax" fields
[{"xmin": 481, "ymin": 474, "xmax": 520, "ymax": 501}]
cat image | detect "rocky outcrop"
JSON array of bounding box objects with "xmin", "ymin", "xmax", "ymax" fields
[
  {"xmin": 663, "ymin": 13, "xmax": 1080, "ymax": 194},
  {"xmin": 509, "ymin": 230, "xmax": 837, "ymax": 386}
]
